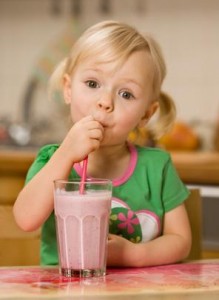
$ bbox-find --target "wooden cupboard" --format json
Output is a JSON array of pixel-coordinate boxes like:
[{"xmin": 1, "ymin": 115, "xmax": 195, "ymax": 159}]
[{"xmin": 0, "ymin": 149, "xmax": 40, "ymax": 266}]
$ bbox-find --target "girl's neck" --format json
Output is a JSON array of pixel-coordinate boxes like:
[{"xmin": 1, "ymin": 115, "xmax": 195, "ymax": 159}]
[
  {"xmin": 91, "ymin": 142, "xmax": 129, "ymax": 160},
  {"xmin": 86, "ymin": 142, "xmax": 131, "ymax": 179}
]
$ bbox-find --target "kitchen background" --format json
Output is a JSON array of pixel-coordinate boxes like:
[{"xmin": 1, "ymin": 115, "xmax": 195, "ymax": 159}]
[
  {"xmin": 0, "ymin": 0, "xmax": 219, "ymax": 265},
  {"xmin": 0, "ymin": 0, "xmax": 219, "ymax": 149}
]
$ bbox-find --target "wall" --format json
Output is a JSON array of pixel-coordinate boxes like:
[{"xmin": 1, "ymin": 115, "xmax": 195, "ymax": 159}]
[{"xmin": 0, "ymin": 0, "xmax": 219, "ymax": 146}]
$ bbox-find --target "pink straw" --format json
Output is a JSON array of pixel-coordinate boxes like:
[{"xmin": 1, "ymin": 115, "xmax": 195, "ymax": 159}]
[{"xmin": 79, "ymin": 156, "xmax": 88, "ymax": 194}]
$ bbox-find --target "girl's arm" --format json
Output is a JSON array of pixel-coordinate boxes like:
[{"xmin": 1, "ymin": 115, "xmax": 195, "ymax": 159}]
[
  {"xmin": 107, "ymin": 203, "xmax": 192, "ymax": 267},
  {"xmin": 13, "ymin": 116, "xmax": 103, "ymax": 232}
]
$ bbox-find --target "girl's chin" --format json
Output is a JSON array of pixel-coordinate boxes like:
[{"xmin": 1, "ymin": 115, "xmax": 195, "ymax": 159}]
[{"xmin": 100, "ymin": 139, "xmax": 128, "ymax": 148}]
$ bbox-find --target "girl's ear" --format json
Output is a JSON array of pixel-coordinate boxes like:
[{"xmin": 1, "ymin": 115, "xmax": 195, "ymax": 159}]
[
  {"xmin": 63, "ymin": 74, "xmax": 72, "ymax": 104},
  {"xmin": 138, "ymin": 102, "xmax": 159, "ymax": 128}
]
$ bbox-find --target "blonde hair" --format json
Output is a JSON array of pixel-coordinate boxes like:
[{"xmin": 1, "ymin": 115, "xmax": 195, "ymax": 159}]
[{"xmin": 49, "ymin": 20, "xmax": 176, "ymax": 139}]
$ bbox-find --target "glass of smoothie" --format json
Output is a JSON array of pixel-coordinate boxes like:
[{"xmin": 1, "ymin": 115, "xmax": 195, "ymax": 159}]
[{"xmin": 54, "ymin": 179, "xmax": 112, "ymax": 278}]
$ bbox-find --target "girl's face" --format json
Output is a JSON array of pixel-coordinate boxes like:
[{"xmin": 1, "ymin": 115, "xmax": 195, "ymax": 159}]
[{"xmin": 64, "ymin": 50, "xmax": 158, "ymax": 147}]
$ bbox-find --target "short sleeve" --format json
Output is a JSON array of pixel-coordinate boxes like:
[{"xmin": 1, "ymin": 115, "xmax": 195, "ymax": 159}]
[
  {"xmin": 25, "ymin": 144, "xmax": 59, "ymax": 184},
  {"xmin": 162, "ymin": 156, "xmax": 190, "ymax": 212}
]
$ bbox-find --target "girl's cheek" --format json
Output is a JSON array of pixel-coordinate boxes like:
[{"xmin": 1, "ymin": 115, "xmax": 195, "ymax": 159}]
[
  {"xmin": 71, "ymin": 103, "xmax": 89, "ymax": 121},
  {"xmin": 120, "ymin": 111, "xmax": 141, "ymax": 127}
]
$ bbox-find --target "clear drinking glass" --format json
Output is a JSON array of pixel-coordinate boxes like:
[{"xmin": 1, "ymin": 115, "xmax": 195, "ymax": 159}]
[{"xmin": 54, "ymin": 179, "xmax": 112, "ymax": 277}]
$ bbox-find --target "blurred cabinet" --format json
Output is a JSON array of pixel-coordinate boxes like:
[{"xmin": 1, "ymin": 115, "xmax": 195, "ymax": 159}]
[
  {"xmin": 170, "ymin": 151, "xmax": 219, "ymax": 185},
  {"xmin": 0, "ymin": 149, "xmax": 40, "ymax": 266}
]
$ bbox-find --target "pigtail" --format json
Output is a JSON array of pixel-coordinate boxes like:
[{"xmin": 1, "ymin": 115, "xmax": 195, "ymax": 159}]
[
  {"xmin": 47, "ymin": 57, "xmax": 68, "ymax": 101},
  {"xmin": 149, "ymin": 92, "xmax": 176, "ymax": 140}
]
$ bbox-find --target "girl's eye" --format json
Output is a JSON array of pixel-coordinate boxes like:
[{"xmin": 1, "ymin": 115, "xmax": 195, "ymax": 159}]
[
  {"xmin": 86, "ymin": 80, "xmax": 99, "ymax": 88},
  {"xmin": 119, "ymin": 90, "xmax": 134, "ymax": 100}
]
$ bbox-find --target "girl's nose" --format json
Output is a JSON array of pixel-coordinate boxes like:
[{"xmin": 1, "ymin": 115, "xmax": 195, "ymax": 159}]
[{"xmin": 97, "ymin": 94, "xmax": 114, "ymax": 112}]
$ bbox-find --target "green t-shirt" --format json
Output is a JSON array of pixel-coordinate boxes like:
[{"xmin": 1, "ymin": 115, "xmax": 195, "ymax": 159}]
[{"xmin": 26, "ymin": 143, "xmax": 189, "ymax": 265}]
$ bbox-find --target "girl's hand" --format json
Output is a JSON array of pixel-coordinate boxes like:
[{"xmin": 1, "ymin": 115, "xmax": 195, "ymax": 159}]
[
  {"xmin": 107, "ymin": 234, "xmax": 135, "ymax": 267},
  {"xmin": 60, "ymin": 115, "xmax": 104, "ymax": 162},
  {"xmin": 107, "ymin": 204, "xmax": 191, "ymax": 268}
]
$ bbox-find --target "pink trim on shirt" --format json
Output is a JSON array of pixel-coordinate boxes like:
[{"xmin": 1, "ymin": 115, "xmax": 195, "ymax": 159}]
[
  {"xmin": 113, "ymin": 143, "xmax": 137, "ymax": 186},
  {"xmin": 73, "ymin": 143, "xmax": 137, "ymax": 186}
]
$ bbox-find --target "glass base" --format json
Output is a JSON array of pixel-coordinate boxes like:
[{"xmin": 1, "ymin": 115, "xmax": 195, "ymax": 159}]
[{"xmin": 61, "ymin": 267, "xmax": 106, "ymax": 278}]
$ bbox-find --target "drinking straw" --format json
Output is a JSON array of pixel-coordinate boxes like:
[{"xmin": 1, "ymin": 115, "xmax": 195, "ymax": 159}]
[{"xmin": 79, "ymin": 156, "xmax": 88, "ymax": 194}]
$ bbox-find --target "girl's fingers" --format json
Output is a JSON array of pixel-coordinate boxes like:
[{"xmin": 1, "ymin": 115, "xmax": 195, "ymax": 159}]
[
  {"xmin": 82, "ymin": 115, "xmax": 104, "ymax": 133},
  {"xmin": 89, "ymin": 128, "xmax": 104, "ymax": 141},
  {"xmin": 88, "ymin": 121, "xmax": 104, "ymax": 132}
]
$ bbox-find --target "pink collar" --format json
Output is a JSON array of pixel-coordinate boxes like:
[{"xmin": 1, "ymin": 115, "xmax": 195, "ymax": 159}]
[{"xmin": 73, "ymin": 143, "xmax": 137, "ymax": 187}]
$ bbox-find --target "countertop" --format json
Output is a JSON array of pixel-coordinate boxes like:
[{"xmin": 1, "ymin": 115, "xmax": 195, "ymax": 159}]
[
  {"xmin": 0, "ymin": 260, "xmax": 219, "ymax": 299},
  {"xmin": 1, "ymin": 148, "xmax": 219, "ymax": 185}
]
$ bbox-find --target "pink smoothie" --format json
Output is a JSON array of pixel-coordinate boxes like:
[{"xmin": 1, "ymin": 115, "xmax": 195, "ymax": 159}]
[{"xmin": 54, "ymin": 190, "xmax": 112, "ymax": 274}]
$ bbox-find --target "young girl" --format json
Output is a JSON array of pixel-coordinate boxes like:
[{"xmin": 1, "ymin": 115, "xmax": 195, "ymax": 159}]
[{"xmin": 13, "ymin": 20, "xmax": 191, "ymax": 267}]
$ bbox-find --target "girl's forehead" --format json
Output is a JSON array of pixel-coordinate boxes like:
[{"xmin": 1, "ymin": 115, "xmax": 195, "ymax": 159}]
[
  {"xmin": 78, "ymin": 57, "xmax": 119, "ymax": 71},
  {"xmin": 76, "ymin": 49, "xmax": 153, "ymax": 73}
]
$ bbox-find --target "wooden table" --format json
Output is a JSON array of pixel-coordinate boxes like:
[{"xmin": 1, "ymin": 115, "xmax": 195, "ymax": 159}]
[{"xmin": 0, "ymin": 260, "xmax": 219, "ymax": 299}]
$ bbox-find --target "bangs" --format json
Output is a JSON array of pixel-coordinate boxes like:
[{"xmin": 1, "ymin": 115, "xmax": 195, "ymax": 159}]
[
  {"xmin": 64, "ymin": 21, "xmax": 165, "ymax": 99},
  {"xmin": 67, "ymin": 22, "xmax": 149, "ymax": 73}
]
